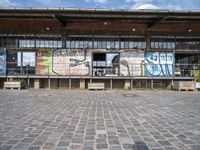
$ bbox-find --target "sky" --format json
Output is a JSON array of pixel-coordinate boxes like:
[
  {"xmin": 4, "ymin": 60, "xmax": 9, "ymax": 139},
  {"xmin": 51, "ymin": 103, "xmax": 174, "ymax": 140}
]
[{"xmin": 0, "ymin": 0, "xmax": 200, "ymax": 10}]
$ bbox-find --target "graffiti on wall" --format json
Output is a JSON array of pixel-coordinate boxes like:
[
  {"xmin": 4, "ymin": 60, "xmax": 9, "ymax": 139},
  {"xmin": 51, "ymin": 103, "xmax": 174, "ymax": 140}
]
[
  {"xmin": 119, "ymin": 50, "xmax": 144, "ymax": 76},
  {"xmin": 36, "ymin": 50, "xmax": 53, "ymax": 75},
  {"xmin": 36, "ymin": 49, "xmax": 174, "ymax": 77},
  {"xmin": 0, "ymin": 48, "xmax": 6, "ymax": 75},
  {"xmin": 145, "ymin": 52, "xmax": 174, "ymax": 77},
  {"xmin": 36, "ymin": 49, "xmax": 91, "ymax": 75},
  {"xmin": 52, "ymin": 49, "xmax": 90, "ymax": 75},
  {"xmin": 36, "ymin": 48, "xmax": 145, "ymax": 76}
]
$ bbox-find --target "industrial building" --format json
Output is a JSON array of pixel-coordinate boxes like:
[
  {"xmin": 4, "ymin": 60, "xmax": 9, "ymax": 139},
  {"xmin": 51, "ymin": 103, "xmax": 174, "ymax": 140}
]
[{"xmin": 0, "ymin": 8, "xmax": 200, "ymax": 90}]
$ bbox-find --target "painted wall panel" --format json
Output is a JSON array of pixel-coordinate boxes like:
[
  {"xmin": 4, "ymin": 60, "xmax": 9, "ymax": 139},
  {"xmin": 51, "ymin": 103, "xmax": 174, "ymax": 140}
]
[
  {"xmin": 120, "ymin": 50, "xmax": 144, "ymax": 76},
  {"xmin": 145, "ymin": 52, "xmax": 174, "ymax": 77},
  {"xmin": 36, "ymin": 49, "xmax": 176, "ymax": 77},
  {"xmin": 36, "ymin": 49, "xmax": 91, "ymax": 76},
  {"xmin": 36, "ymin": 50, "xmax": 53, "ymax": 75},
  {"xmin": 52, "ymin": 49, "xmax": 91, "ymax": 75},
  {"xmin": 0, "ymin": 48, "xmax": 6, "ymax": 75}
]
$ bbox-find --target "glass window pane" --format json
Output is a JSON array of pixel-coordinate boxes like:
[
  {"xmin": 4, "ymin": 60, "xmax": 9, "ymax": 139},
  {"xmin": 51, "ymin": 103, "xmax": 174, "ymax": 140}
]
[
  {"xmin": 23, "ymin": 52, "xmax": 35, "ymax": 67},
  {"xmin": 17, "ymin": 52, "xmax": 21, "ymax": 67}
]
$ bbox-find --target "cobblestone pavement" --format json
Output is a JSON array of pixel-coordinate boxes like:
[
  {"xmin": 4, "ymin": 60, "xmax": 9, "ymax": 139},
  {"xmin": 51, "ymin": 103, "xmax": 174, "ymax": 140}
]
[{"xmin": 0, "ymin": 90, "xmax": 200, "ymax": 150}]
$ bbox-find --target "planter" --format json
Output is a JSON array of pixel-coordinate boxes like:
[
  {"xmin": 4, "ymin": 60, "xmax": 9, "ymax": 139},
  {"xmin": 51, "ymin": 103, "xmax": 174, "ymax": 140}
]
[{"xmin": 4, "ymin": 81, "xmax": 21, "ymax": 90}]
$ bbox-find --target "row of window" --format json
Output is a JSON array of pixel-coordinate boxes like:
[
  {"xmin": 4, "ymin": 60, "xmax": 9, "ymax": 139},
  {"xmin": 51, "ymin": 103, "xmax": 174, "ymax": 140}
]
[
  {"xmin": 0, "ymin": 36, "xmax": 200, "ymax": 50},
  {"xmin": 19, "ymin": 40, "xmax": 62, "ymax": 48},
  {"xmin": 151, "ymin": 37, "xmax": 200, "ymax": 50},
  {"xmin": 66, "ymin": 40, "xmax": 146, "ymax": 49}
]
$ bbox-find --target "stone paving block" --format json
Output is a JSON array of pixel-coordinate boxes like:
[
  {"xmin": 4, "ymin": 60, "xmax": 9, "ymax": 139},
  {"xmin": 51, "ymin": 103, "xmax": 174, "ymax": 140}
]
[
  {"xmin": 12, "ymin": 143, "xmax": 29, "ymax": 149},
  {"xmin": 42, "ymin": 143, "xmax": 55, "ymax": 149},
  {"xmin": 5, "ymin": 139, "xmax": 20, "ymax": 145},
  {"xmin": 0, "ymin": 145, "xmax": 13, "ymax": 150},
  {"xmin": 158, "ymin": 140, "xmax": 172, "ymax": 146},
  {"xmin": 72, "ymin": 138, "xmax": 83, "ymax": 144},
  {"xmin": 110, "ymin": 145, "xmax": 122, "ymax": 150},
  {"xmin": 27, "ymin": 146, "xmax": 41, "ymax": 150},
  {"xmin": 57, "ymin": 141, "xmax": 70, "ymax": 146},
  {"xmin": 70, "ymin": 144, "xmax": 82, "ymax": 149},
  {"xmin": 54, "ymin": 147, "xmax": 68, "ymax": 150},
  {"xmin": 96, "ymin": 143, "xmax": 108, "ymax": 149},
  {"xmin": 20, "ymin": 137, "xmax": 35, "ymax": 143},
  {"xmin": 123, "ymin": 143, "xmax": 136, "ymax": 149},
  {"xmin": 189, "ymin": 145, "xmax": 200, "ymax": 150}
]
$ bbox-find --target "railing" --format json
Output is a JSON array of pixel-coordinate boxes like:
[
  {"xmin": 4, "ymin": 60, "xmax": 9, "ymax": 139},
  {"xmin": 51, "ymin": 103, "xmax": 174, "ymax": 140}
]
[{"xmin": 0, "ymin": 62, "xmax": 199, "ymax": 78}]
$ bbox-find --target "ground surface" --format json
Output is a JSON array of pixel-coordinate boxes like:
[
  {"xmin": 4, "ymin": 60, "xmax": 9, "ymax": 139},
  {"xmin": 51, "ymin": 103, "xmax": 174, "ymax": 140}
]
[{"xmin": 0, "ymin": 90, "xmax": 200, "ymax": 150}]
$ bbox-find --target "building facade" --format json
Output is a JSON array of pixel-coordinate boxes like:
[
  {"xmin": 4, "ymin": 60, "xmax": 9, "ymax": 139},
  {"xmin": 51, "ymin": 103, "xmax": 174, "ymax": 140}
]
[{"xmin": 0, "ymin": 8, "xmax": 200, "ymax": 89}]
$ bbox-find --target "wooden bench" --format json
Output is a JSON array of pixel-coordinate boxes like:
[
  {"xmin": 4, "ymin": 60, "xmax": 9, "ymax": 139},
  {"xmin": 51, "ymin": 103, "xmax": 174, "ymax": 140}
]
[
  {"xmin": 4, "ymin": 82, "xmax": 21, "ymax": 90},
  {"xmin": 88, "ymin": 83, "xmax": 105, "ymax": 90}
]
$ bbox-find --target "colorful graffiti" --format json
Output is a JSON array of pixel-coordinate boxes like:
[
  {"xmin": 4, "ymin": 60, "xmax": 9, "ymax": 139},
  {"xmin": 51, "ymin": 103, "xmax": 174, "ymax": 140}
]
[
  {"xmin": 36, "ymin": 49, "xmax": 174, "ymax": 77},
  {"xmin": 0, "ymin": 48, "xmax": 6, "ymax": 75},
  {"xmin": 52, "ymin": 49, "xmax": 90, "ymax": 75},
  {"xmin": 145, "ymin": 52, "xmax": 174, "ymax": 77},
  {"xmin": 36, "ymin": 50, "xmax": 53, "ymax": 75},
  {"xmin": 119, "ymin": 50, "xmax": 144, "ymax": 76},
  {"xmin": 36, "ymin": 49, "xmax": 91, "ymax": 76}
]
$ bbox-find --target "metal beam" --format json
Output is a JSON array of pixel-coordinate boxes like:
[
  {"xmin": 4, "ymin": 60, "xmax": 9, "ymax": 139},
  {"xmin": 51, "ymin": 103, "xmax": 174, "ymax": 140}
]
[
  {"xmin": 52, "ymin": 14, "xmax": 65, "ymax": 27},
  {"xmin": 148, "ymin": 16, "xmax": 167, "ymax": 28}
]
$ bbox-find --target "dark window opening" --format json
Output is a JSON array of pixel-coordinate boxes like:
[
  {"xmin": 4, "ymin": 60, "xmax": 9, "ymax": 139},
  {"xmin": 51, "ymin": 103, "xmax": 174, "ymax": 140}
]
[
  {"xmin": 175, "ymin": 54, "xmax": 200, "ymax": 77},
  {"xmin": 92, "ymin": 52, "xmax": 120, "ymax": 76}
]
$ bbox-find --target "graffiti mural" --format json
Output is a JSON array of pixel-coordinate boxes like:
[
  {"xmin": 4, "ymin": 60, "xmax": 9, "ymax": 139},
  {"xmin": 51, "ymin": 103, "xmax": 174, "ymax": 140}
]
[
  {"xmin": 52, "ymin": 49, "xmax": 90, "ymax": 75},
  {"xmin": 36, "ymin": 49, "xmax": 91, "ymax": 76},
  {"xmin": 36, "ymin": 49, "xmax": 175, "ymax": 77},
  {"xmin": 0, "ymin": 48, "xmax": 6, "ymax": 75},
  {"xmin": 119, "ymin": 50, "xmax": 144, "ymax": 76},
  {"xmin": 145, "ymin": 52, "xmax": 174, "ymax": 77},
  {"xmin": 36, "ymin": 49, "xmax": 53, "ymax": 75}
]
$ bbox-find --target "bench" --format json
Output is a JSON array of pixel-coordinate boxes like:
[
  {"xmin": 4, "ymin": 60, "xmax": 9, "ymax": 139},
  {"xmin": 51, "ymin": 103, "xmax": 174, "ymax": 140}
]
[
  {"xmin": 4, "ymin": 82, "xmax": 21, "ymax": 90},
  {"xmin": 88, "ymin": 83, "xmax": 105, "ymax": 90}
]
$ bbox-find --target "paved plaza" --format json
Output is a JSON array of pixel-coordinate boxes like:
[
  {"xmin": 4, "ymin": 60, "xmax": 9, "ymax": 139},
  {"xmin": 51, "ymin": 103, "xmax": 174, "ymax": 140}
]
[{"xmin": 0, "ymin": 90, "xmax": 200, "ymax": 150}]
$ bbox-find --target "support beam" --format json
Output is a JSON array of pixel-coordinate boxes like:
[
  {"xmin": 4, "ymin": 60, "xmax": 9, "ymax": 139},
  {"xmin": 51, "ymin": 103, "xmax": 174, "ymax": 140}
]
[
  {"xmin": 147, "ymin": 16, "xmax": 167, "ymax": 28},
  {"xmin": 69, "ymin": 78, "xmax": 71, "ymax": 90},
  {"xmin": 171, "ymin": 79, "xmax": 174, "ymax": 90},
  {"xmin": 52, "ymin": 14, "xmax": 65, "ymax": 27},
  {"xmin": 48, "ymin": 78, "xmax": 51, "ymax": 89},
  {"xmin": 151, "ymin": 79, "xmax": 154, "ymax": 90},
  {"xmin": 124, "ymin": 80, "xmax": 131, "ymax": 90},
  {"xmin": 110, "ymin": 79, "xmax": 113, "ymax": 90},
  {"xmin": 27, "ymin": 77, "xmax": 30, "ymax": 88},
  {"xmin": 146, "ymin": 31, "xmax": 151, "ymax": 50},
  {"xmin": 131, "ymin": 79, "xmax": 133, "ymax": 90},
  {"xmin": 80, "ymin": 79, "xmax": 85, "ymax": 89},
  {"xmin": 34, "ymin": 79, "xmax": 40, "ymax": 89}
]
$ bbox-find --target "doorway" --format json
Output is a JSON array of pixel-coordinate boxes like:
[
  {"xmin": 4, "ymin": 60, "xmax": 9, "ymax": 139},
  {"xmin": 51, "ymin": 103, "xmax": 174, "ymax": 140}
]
[{"xmin": 92, "ymin": 52, "xmax": 120, "ymax": 76}]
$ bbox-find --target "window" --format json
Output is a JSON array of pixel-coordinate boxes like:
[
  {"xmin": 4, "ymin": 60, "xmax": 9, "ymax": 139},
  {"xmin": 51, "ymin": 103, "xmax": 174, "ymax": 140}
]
[
  {"xmin": 17, "ymin": 52, "xmax": 35, "ymax": 67},
  {"xmin": 151, "ymin": 36, "xmax": 175, "ymax": 50}
]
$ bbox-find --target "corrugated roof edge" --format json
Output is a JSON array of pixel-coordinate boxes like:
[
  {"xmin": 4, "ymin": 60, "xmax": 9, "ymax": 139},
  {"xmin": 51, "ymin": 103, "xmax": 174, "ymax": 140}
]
[{"xmin": 0, "ymin": 7, "xmax": 199, "ymax": 13}]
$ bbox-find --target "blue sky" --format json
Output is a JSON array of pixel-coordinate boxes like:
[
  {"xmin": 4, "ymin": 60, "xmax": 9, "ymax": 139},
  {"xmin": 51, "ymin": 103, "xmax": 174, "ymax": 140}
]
[{"xmin": 0, "ymin": 0, "xmax": 200, "ymax": 10}]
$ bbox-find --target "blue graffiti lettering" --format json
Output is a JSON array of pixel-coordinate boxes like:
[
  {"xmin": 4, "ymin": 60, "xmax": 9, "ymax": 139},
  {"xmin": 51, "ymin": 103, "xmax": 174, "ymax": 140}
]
[{"xmin": 145, "ymin": 52, "xmax": 174, "ymax": 77}]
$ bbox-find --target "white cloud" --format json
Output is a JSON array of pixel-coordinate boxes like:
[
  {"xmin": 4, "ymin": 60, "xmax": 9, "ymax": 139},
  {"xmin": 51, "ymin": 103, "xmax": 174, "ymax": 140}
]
[
  {"xmin": 128, "ymin": 0, "xmax": 159, "ymax": 9},
  {"xmin": 129, "ymin": 0, "xmax": 184, "ymax": 10},
  {"xmin": 136, "ymin": 3, "xmax": 158, "ymax": 9}
]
